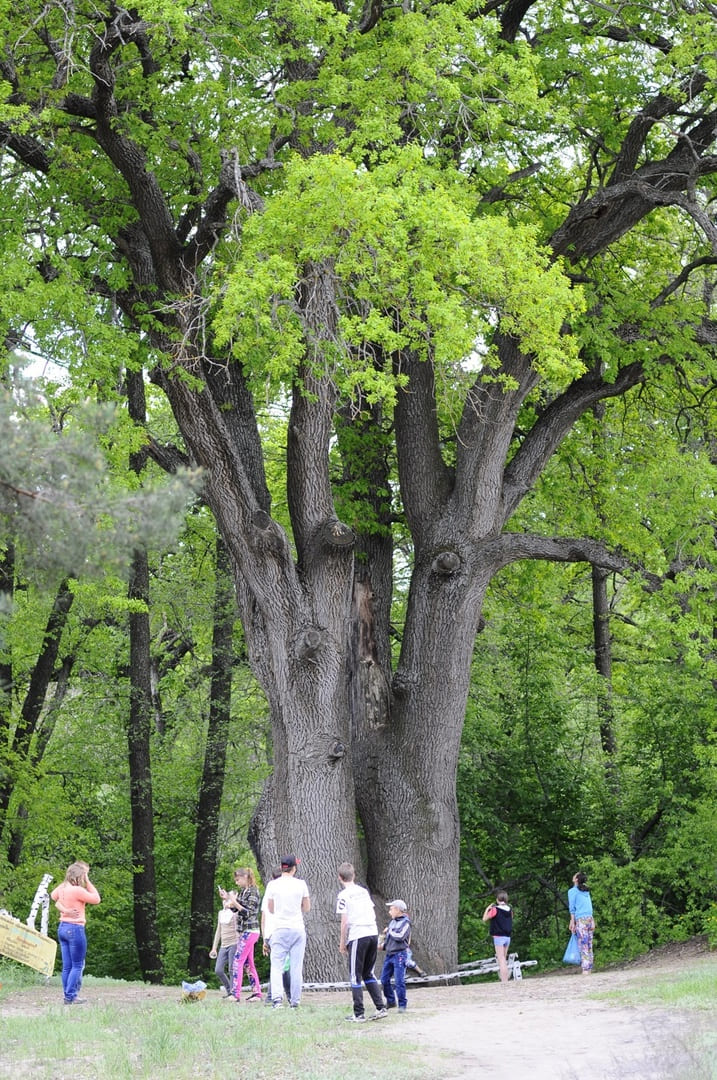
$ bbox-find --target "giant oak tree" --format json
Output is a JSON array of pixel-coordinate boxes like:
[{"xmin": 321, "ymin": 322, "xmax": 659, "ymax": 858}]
[{"xmin": 2, "ymin": 0, "xmax": 717, "ymax": 975}]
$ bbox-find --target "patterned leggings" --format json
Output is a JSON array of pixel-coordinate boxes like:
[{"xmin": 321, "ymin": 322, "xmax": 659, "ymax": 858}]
[
  {"xmin": 574, "ymin": 916, "xmax": 594, "ymax": 972},
  {"xmin": 231, "ymin": 931, "xmax": 261, "ymax": 999}
]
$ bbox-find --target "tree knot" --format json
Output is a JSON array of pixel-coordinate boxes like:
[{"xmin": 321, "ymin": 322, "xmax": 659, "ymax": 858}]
[{"xmin": 431, "ymin": 550, "xmax": 461, "ymax": 575}]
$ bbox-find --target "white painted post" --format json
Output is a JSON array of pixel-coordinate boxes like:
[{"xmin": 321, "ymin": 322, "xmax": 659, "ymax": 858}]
[{"xmin": 26, "ymin": 874, "xmax": 53, "ymax": 933}]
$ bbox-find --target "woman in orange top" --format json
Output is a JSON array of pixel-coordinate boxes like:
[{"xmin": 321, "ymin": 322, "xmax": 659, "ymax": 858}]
[{"xmin": 51, "ymin": 861, "xmax": 101, "ymax": 1005}]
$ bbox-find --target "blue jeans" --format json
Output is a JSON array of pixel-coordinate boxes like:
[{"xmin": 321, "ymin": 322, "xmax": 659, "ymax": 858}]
[
  {"xmin": 57, "ymin": 922, "xmax": 87, "ymax": 1003},
  {"xmin": 381, "ymin": 949, "xmax": 407, "ymax": 1008}
]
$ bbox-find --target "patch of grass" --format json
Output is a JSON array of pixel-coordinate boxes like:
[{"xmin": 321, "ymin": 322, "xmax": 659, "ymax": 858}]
[
  {"xmin": 0, "ymin": 969, "xmax": 442, "ymax": 1080},
  {"xmin": 590, "ymin": 959, "xmax": 717, "ymax": 1012},
  {"xmin": 590, "ymin": 958, "xmax": 717, "ymax": 1080}
]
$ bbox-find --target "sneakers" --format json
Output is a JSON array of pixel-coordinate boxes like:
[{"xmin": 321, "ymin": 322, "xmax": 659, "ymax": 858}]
[
  {"xmin": 398, "ymin": 1005, "xmax": 407, "ymax": 1012},
  {"xmin": 370, "ymin": 1008, "xmax": 388, "ymax": 1020},
  {"xmin": 247, "ymin": 992, "xmax": 262, "ymax": 1002},
  {"xmin": 64, "ymin": 998, "xmax": 87, "ymax": 1005},
  {"xmin": 345, "ymin": 1014, "xmax": 366, "ymax": 1023}
]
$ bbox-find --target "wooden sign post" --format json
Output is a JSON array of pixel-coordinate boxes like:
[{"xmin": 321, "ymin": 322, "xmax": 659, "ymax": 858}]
[
  {"xmin": 0, "ymin": 874, "xmax": 57, "ymax": 976},
  {"xmin": 0, "ymin": 912, "xmax": 57, "ymax": 976}
]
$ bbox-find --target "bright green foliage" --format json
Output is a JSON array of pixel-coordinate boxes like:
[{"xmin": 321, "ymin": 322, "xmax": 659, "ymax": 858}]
[{"xmin": 216, "ymin": 149, "xmax": 584, "ymax": 412}]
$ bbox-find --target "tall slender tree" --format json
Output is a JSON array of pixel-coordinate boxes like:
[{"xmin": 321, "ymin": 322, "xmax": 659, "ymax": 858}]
[
  {"xmin": 187, "ymin": 535, "xmax": 237, "ymax": 976},
  {"xmin": 126, "ymin": 368, "xmax": 163, "ymax": 982}
]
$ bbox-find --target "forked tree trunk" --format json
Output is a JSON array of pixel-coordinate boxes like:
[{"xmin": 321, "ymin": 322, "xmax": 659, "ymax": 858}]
[{"xmin": 353, "ymin": 544, "xmax": 495, "ymax": 972}]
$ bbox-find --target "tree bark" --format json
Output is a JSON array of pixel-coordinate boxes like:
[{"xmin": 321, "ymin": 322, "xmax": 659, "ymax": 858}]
[
  {"xmin": 126, "ymin": 368, "xmax": 163, "ymax": 983},
  {"xmin": 0, "ymin": 576, "xmax": 74, "ymax": 846},
  {"xmin": 592, "ymin": 566, "xmax": 618, "ymax": 759},
  {"xmin": 187, "ymin": 534, "xmax": 235, "ymax": 976}
]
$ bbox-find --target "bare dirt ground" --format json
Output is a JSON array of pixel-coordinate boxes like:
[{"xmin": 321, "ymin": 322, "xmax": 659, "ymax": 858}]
[
  {"xmin": 390, "ymin": 937, "xmax": 716, "ymax": 1080},
  {"xmin": 2, "ymin": 937, "xmax": 714, "ymax": 1079}
]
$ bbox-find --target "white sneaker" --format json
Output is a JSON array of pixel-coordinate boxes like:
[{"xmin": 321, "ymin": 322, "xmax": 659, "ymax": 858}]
[
  {"xmin": 370, "ymin": 1008, "xmax": 388, "ymax": 1020},
  {"xmin": 345, "ymin": 1014, "xmax": 366, "ymax": 1023}
]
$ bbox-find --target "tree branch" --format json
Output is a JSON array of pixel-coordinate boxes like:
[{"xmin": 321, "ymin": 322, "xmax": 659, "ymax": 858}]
[
  {"xmin": 493, "ymin": 532, "xmax": 630, "ymax": 573},
  {"xmin": 502, "ymin": 361, "xmax": 645, "ymax": 519},
  {"xmin": 185, "ymin": 148, "xmax": 282, "ymax": 267},
  {"xmin": 480, "ymin": 161, "xmax": 543, "ymax": 204},
  {"xmin": 609, "ymin": 78, "xmax": 708, "ymax": 185},
  {"xmin": 651, "ymin": 256, "xmax": 717, "ymax": 308},
  {"xmin": 89, "ymin": 10, "xmax": 182, "ymax": 286},
  {"xmin": 394, "ymin": 352, "xmax": 454, "ymax": 544},
  {"xmin": 357, "ymin": 0, "xmax": 385, "ymax": 34},
  {"xmin": 287, "ymin": 262, "xmax": 342, "ymax": 564}
]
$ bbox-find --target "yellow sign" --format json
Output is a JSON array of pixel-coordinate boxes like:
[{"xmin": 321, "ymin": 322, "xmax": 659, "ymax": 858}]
[{"xmin": 0, "ymin": 912, "xmax": 57, "ymax": 976}]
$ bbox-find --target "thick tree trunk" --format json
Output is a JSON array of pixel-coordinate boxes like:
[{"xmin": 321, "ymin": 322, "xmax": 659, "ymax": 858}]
[
  {"xmin": 248, "ymin": 672, "xmax": 361, "ymax": 983},
  {"xmin": 187, "ymin": 535, "xmax": 235, "ymax": 976},
  {"xmin": 355, "ymin": 541, "xmax": 494, "ymax": 973}
]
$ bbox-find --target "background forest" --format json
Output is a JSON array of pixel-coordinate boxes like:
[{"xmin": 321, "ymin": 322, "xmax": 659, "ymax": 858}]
[
  {"xmin": 1, "ymin": 0, "xmax": 717, "ymax": 985},
  {"xmin": 2, "ymin": 383, "xmax": 715, "ymax": 981}
]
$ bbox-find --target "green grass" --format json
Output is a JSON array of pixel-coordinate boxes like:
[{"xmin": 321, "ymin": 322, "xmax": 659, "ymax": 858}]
[
  {"xmin": 3, "ymin": 956, "xmax": 716, "ymax": 1079},
  {"xmin": 0, "ymin": 968, "xmax": 438, "ymax": 1080},
  {"xmin": 590, "ymin": 959, "xmax": 717, "ymax": 1080},
  {"xmin": 590, "ymin": 960, "xmax": 717, "ymax": 1011}
]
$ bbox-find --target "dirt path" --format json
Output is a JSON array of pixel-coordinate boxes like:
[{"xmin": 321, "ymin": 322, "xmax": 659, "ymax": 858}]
[{"xmin": 393, "ymin": 942, "xmax": 714, "ymax": 1080}]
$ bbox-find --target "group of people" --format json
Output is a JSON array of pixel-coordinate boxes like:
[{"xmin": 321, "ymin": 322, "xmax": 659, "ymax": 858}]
[
  {"xmin": 337, "ymin": 861, "xmax": 414, "ymax": 1021},
  {"xmin": 480, "ymin": 871, "xmax": 595, "ymax": 981},
  {"xmin": 211, "ymin": 855, "xmax": 414, "ymax": 1018},
  {"xmin": 211, "ymin": 854, "xmax": 309, "ymax": 1008},
  {"xmin": 210, "ymin": 866, "xmax": 263, "ymax": 1001},
  {"xmin": 50, "ymin": 855, "xmax": 594, "ymax": 1010}
]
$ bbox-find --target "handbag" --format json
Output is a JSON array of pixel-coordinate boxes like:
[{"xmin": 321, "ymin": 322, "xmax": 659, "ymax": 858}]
[{"xmin": 562, "ymin": 932, "xmax": 581, "ymax": 965}]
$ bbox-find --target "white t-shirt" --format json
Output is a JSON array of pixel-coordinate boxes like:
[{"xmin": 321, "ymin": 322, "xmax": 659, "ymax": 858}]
[
  {"xmin": 261, "ymin": 881, "xmax": 276, "ymax": 940},
  {"xmin": 336, "ymin": 881, "xmax": 378, "ymax": 942},
  {"xmin": 269, "ymin": 874, "xmax": 310, "ymax": 931}
]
